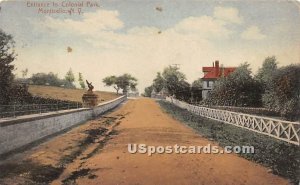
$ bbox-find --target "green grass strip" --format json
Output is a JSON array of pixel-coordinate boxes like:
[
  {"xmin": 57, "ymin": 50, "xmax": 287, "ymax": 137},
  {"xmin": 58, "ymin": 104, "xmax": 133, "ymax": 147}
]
[{"xmin": 158, "ymin": 100, "xmax": 300, "ymax": 184}]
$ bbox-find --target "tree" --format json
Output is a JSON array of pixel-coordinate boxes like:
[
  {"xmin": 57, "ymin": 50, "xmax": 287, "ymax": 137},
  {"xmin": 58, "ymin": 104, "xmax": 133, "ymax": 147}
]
[
  {"xmin": 0, "ymin": 30, "xmax": 16, "ymax": 104},
  {"xmin": 162, "ymin": 65, "xmax": 186, "ymax": 96},
  {"xmin": 262, "ymin": 64, "xmax": 300, "ymax": 120},
  {"xmin": 78, "ymin": 72, "xmax": 85, "ymax": 89},
  {"xmin": 143, "ymin": 85, "xmax": 153, "ymax": 97},
  {"xmin": 103, "ymin": 76, "xmax": 119, "ymax": 94},
  {"xmin": 192, "ymin": 78, "xmax": 202, "ymax": 88},
  {"xmin": 30, "ymin": 72, "xmax": 75, "ymax": 88},
  {"xmin": 65, "ymin": 68, "xmax": 75, "ymax": 84},
  {"xmin": 191, "ymin": 78, "xmax": 203, "ymax": 103},
  {"xmin": 255, "ymin": 56, "xmax": 279, "ymax": 112},
  {"xmin": 204, "ymin": 63, "xmax": 262, "ymax": 107},
  {"xmin": 31, "ymin": 72, "xmax": 60, "ymax": 86},
  {"xmin": 21, "ymin": 68, "xmax": 28, "ymax": 78},
  {"xmin": 255, "ymin": 56, "xmax": 278, "ymax": 87},
  {"xmin": 64, "ymin": 68, "xmax": 75, "ymax": 88},
  {"xmin": 0, "ymin": 30, "xmax": 32, "ymax": 105},
  {"xmin": 174, "ymin": 80, "xmax": 191, "ymax": 102},
  {"xmin": 145, "ymin": 65, "xmax": 190, "ymax": 100},
  {"xmin": 152, "ymin": 72, "xmax": 164, "ymax": 93},
  {"xmin": 103, "ymin": 74, "xmax": 138, "ymax": 94}
]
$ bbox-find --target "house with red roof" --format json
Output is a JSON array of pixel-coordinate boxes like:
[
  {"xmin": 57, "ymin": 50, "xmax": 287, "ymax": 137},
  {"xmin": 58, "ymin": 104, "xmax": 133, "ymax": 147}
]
[{"xmin": 202, "ymin": 60, "xmax": 236, "ymax": 99}]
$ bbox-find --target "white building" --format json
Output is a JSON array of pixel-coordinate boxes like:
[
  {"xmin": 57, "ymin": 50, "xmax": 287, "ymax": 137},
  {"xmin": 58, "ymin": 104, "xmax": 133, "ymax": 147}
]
[{"xmin": 202, "ymin": 60, "xmax": 236, "ymax": 99}]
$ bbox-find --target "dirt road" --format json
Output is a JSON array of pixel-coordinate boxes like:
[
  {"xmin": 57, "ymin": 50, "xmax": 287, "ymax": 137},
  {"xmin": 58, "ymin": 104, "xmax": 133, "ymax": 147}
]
[
  {"xmin": 70, "ymin": 98, "xmax": 288, "ymax": 185},
  {"xmin": 0, "ymin": 98, "xmax": 288, "ymax": 185}
]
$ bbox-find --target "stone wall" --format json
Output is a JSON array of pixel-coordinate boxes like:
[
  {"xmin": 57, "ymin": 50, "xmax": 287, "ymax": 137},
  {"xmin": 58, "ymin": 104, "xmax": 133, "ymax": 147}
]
[{"xmin": 0, "ymin": 96, "xmax": 126, "ymax": 156}]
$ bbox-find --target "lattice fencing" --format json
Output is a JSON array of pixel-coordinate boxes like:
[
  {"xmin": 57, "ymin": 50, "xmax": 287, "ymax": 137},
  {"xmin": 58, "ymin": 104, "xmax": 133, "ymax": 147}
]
[
  {"xmin": 166, "ymin": 97, "xmax": 300, "ymax": 145},
  {"xmin": 0, "ymin": 102, "xmax": 82, "ymax": 118}
]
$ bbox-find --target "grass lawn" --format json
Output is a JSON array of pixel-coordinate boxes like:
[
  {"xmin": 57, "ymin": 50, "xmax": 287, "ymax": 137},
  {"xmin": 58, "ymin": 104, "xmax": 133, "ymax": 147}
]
[{"xmin": 28, "ymin": 85, "xmax": 120, "ymax": 103}]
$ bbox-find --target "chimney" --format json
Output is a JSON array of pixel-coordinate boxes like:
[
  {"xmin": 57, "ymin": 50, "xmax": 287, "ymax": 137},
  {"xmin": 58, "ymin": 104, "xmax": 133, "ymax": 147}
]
[
  {"xmin": 215, "ymin": 60, "xmax": 219, "ymax": 68},
  {"xmin": 215, "ymin": 60, "xmax": 220, "ymax": 76}
]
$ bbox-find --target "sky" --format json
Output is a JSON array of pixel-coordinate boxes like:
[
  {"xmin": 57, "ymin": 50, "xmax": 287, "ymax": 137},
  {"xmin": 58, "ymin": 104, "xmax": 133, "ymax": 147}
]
[{"xmin": 0, "ymin": 0, "xmax": 300, "ymax": 93}]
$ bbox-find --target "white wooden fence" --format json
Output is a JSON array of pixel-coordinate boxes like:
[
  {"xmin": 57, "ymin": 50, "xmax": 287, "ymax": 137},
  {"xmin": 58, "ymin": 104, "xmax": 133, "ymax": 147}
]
[{"xmin": 166, "ymin": 97, "xmax": 300, "ymax": 145}]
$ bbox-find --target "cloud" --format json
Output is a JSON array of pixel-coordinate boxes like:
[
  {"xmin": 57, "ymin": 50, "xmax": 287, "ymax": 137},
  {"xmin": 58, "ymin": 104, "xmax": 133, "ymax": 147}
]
[
  {"xmin": 241, "ymin": 26, "xmax": 266, "ymax": 40},
  {"xmin": 173, "ymin": 16, "xmax": 233, "ymax": 39},
  {"xmin": 21, "ymin": 6, "xmax": 296, "ymax": 93},
  {"xmin": 127, "ymin": 26, "xmax": 161, "ymax": 35},
  {"xmin": 213, "ymin": 6, "xmax": 243, "ymax": 24},
  {"xmin": 35, "ymin": 9, "xmax": 234, "ymax": 51},
  {"xmin": 28, "ymin": 10, "xmax": 235, "ymax": 91}
]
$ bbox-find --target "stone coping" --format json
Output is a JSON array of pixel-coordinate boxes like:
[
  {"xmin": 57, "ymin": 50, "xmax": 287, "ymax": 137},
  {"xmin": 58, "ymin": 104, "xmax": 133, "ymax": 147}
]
[{"xmin": 0, "ymin": 108, "xmax": 90, "ymax": 127}]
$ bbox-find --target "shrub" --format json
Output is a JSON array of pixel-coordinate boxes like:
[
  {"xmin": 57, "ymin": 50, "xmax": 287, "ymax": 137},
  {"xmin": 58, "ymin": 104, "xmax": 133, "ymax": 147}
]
[
  {"xmin": 262, "ymin": 64, "xmax": 300, "ymax": 121},
  {"xmin": 30, "ymin": 72, "xmax": 75, "ymax": 89},
  {"xmin": 0, "ymin": 30, "xmax": 16, "ymax": 105},
  {"xmin": 204, "ymin": 63, "xmax": 262, "ymax": 107}
]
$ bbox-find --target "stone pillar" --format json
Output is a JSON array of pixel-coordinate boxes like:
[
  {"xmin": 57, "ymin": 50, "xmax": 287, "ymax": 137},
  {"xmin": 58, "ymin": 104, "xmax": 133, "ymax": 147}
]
[{"xmin": 82, "ymin": 91, "xmax": 98, "ymax": 108}]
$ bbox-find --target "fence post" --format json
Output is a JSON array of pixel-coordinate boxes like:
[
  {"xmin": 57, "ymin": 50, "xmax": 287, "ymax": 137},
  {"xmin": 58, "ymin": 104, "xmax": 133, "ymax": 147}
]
[
  {"xmin": 56, "ymin": 100, "xmax": 59, "ymax": 112},
  {"xmin": 39, "ymin": 104, "xmax": 42, "ymax": 114}
]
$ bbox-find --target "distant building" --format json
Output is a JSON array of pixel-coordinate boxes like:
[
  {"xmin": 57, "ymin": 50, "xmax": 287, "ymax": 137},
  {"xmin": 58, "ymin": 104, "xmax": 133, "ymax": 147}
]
[
  {"xmin": 151, "ymin": 87, "xmax": 169, "ymax": 99},
  {"xmin": 127, "ymin": 90, "xmax": 139, "ymax": 97},
  {"xmin": 202, "ymin": 60, "xmax": 236, "ymax": 99}
]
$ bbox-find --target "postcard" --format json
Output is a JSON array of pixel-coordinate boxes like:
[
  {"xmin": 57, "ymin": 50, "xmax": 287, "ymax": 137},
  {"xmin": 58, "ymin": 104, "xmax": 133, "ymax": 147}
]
[{"xmin": 0, "ymin": 0, "xmax": 299, "ymax": 184}]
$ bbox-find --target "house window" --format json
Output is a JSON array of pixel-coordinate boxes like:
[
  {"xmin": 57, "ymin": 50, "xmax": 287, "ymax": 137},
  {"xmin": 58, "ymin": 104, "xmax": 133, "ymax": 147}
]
[
  {"xmin": 207, "ymin": 81, "xmax": 210, "ymax": 87},
  {"xmin": 210, "ymin": 81, "xmax": 214, "ymax": 88}
]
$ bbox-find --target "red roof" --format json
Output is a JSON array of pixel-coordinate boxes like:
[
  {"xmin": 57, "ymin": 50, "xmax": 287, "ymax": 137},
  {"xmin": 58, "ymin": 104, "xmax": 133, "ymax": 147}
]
[
  {"xmin": 202, "ymin": 61, "xmax": 236, "ymax": 80},
  {"xmin": 203, "ymin": 67, "xmax": 214, "ymax": 72}
]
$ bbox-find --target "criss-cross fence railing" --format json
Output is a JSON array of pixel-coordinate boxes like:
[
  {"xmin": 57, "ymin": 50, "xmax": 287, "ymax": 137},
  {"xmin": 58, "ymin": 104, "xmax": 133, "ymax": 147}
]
[{"xmin": 166, "ymin": 97, "xmax": 300, "ymax": 145}]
